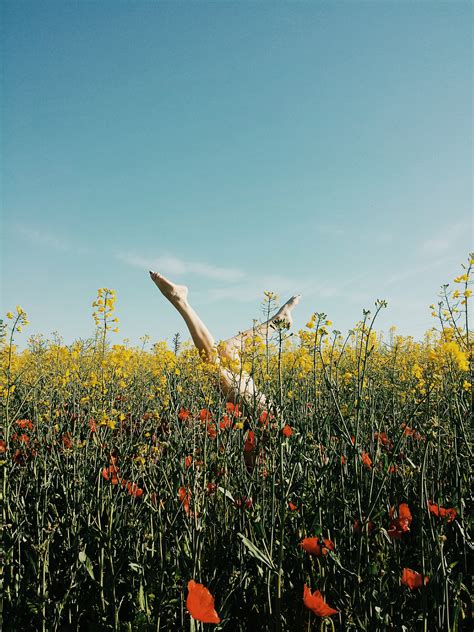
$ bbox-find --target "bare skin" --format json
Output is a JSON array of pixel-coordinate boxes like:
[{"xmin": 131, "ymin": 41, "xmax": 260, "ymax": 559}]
[{"xmin": 149, "ymin": 271, "xmax": 300, "ymax": 411}]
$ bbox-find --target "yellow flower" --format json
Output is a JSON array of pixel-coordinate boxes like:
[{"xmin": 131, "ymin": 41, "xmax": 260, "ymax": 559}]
[
  {"xmin": 325, "ymin": 320, "xmax": 333, "ymax": 326},
  {"xmin": 462, "ymin": 380, "xmax": 471, "ymax": 392},
  {"xmin": 6, "ymin": 312, "xmax": 13, "ymax": 319},
  {"xmin": 464, "ymin": 289, "xmax": 472, "ymax": 298},
  {"xmin": 452, "ymin": 290, "xmax": 460, "ymax": 298},
  {"xmin": 306, "ymin": 321, "xmax": 314, "ymax": 329}
]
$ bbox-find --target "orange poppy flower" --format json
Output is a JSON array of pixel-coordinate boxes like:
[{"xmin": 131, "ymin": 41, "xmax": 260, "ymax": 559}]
[
  {"xmin": 62, "ymin": 433, "xmax": 73, "ymax": 449},
  {"xmin": 259, "ymin": 410, "xmax": 270, "ymax": 427},
  {"xmin": 207, "ymin": 423, "xmax": 217, "ymax": 439},
  {"xmin": 388, "ymin": 503, "xmax": 412, "ymax": 538},
  {"xmin": 200, "ymin": 409, "xmax": 212, "ymax": 422},
  {"xmin": 185, "ymin": 455, "xmax": 193, "ymax": 468},
  {"xmin": 428, "ymin": 501, "xmax": 457, "ymax": 522},
  {"xmin": 288, "ymin": 501, "xmax": 298, "ymax": 511},
  {"xmin": 127, "ymin": 482, "xmax": 143, "ymax": 498},
  {"xmin": 300, "ymin": 537, "xmax": 335, "ymax": 557},
  {"xmin": 282, "ymin": 424, "xmax": 293, "ymax": 437},
  {"xmin": 219, "ymin": 414, "xmax": 232, "ymax": 430},
  {"xmin": 102, "ymin": 465, "xmax": 119, "ymax": 485},
  {"xmin": 374, "ymin": 431, "xmax": 393, "ymax": 449},
  {"xmin": 244, "ymin": 430, "xmax": 256, "ymax": 453},
  {"xmin": 340, "ymin": 455, "xmax": 347, "ymax": 465},
  {"xmin": 178, "ymin": 407, "xmax": 190, "ymax": 421},
  {"xmin": 226, "ymin": 402, "xmax": 241, "ymax": 417},
  {"xmin": 303, "ymin": 585, "xmax": 338, "ymax": 617},
  {"xmin": 179, "ymin": 486, "xmax": 191, "ymax": 515},
  {"xmin": 16, "ymin": 419, "xmax": 33, "ymax": 431},
  {"xmin": 88, "ymin": 418, "xmax": 97, "ymax": 433},
  {"xmin": 0, "ymin": 440, "xmax": 5, "ymax": 453},
  {"xmin": 401, "ymin": 568, "xmax": 429, "ymax": 589},
  {"xmin": 361, "ymin": 452, "xmax": 372, "ymax": 469},
  {"xmin": 186, "ymin": 580, "xmax": 221, "ymax": 624}
]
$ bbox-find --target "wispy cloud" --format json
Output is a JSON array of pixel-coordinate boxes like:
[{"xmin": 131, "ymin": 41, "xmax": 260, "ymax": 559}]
[
  {"xmin": 14, "ymin": 224, "xmax": 70, "ymax": 252},
  {"xmin": 118, "ymin": 252, "xmax": 245, "ymax": 282},
  {"xmin": 206, "ymin": 273, "xmax": 338, "ymax": 305},
  {"xmin": 419, "ymin": 222, "xmax": 468, "ymax": 257},
  {"xmin": 12, "ymin": 223, "xmax": 89, "ymax": 255}
]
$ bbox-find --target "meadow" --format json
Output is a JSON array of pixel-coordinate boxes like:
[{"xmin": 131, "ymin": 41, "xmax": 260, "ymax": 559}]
[{"xmin": 2, "ymin": 256, "xmax": 472, "ymax": 631}]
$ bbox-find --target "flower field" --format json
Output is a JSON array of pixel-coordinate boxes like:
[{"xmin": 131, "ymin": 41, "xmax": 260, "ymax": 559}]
[{"xmin": 2, "ymin": 257, "xmax": 472, "ymax": 631}]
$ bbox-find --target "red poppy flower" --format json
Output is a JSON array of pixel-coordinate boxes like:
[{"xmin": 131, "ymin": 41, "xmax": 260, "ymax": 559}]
[
  {"xmin": 300, "ymin": 537, "xmax": 335, "ymax": 557},
  {"xmin": 0, "ymin": 440, "xmax": 5, "ymax": 453},
  {"xmin": 402, "ymin": 424, "xmax": 423, "ymax": 440},
  {"xmin": 16, "ymin": 419, "xmax": 33, "ymax": 431},
  {"xmin": 207, "ymin": 423, "xmax": 217, "ymax": 439},
  {"xmin": 303, "ymin": 585, "xmax": 338, "ymax": 617},
  {"xmin": 388, "ymin": 503, "xmax": 412, "ymax": 538},
  {"xmin": 62, "ymin": 434, "xmax": 73, "ymax": 449},
  {"xmin": 282, "ymin": 424, "xmax": 293, "ymax": 437},
  {"xmin": 288, "ymin": 501, "xmax": 298, "ymax": 511},
  {"xmin": 185, "ymin": 455, "xmax": 193, "ymax": 468},
  {"xmin": 88, "ymin": 418, "xmax": 97, "ymax": 433},
  {"xmin": 428, "ymin": 501, "xmax": 457, "ymax": 522},
  {"xmin": 219, "ymin": 415, "xmax": 232, "ymax": 430},
  {"xmin": 401, "ymin": 568, "xmax": 429, "ymax": 589},
  {"xmin": 374, "ymin": 432, "xmax": 393, "ymax": 450},
  {"xmin": 226, "ymin": 402, "xmax": 241, "ymax": 417},
  {"xmin": 102, "ymin": 465, "xmax": 119, "ymax": 484},
  {"xmin": 179, "ymin": 486, "xmax": 191, "ymax": 515},
  {"xmin": 13, "ymin": 449, "xmax": 24, "ymax": 464},
  {"xmin": 361, "ymin": 452, "xmax": 372, "ymax": 469},
  {"xmin": 244, "ymin": 430, "xmax": 256, "ymax": 453},
  {"xmin": 206, "ymin": 482, "xmax": 217, "ymax": 495},
  {"xmin": 178, "ymin": 407, "xmax": 190, "ymax": 421},
  {"xmin": 259, "ymin": 410, "xmax": 270, "ymax": 427},
  {"xmin": 340, "ymin": 455, "xmax": 347, "ymax": 465},
  {"xmin": 186, "ymin": 580, "xmax": 221, "ymax": 624},
  {"xmin": 200, "ymin": 409, "xmax": 212, "ymax": 422},
  {"xmin": 127, "ymin": 482, "xmax": 143, "ymax": 497}
]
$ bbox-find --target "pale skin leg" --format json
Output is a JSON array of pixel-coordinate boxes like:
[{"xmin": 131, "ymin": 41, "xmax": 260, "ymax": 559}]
[{"xmin": 149, "ymin": 271, "xmax": 300, "ymax": 411}]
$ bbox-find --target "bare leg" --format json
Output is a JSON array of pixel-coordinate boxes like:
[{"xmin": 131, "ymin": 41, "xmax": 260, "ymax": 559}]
[
  {"xmin": 150, "ymin": 271, "xmax": 266, "ymax": 408},
  {"xmin": 149, "ymin": 271, "xmax": 216, "ymax": 361},
  {"xmin": 149, "ymin": 271, "xmax": 300, "ymax": 413},
  {"xmin": 220, "ymin": 294, "xmax": 301, "ymax": 361}
]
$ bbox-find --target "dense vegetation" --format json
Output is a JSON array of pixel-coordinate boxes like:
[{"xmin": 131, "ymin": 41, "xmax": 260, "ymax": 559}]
[{"xmin": 2, "ymin": 256, "xmax": 472, "ymax": 631}]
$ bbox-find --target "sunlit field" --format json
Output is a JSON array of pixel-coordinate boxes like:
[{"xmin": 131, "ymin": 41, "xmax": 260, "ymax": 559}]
[{"xmin": 2, "ymin": 256, "xmax": 472, "ymax": 632}]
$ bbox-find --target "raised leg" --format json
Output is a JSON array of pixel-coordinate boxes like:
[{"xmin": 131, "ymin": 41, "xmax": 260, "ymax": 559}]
[
  {"xmin": 149, "ymin": 271, "xmax": 291, "ymax": 413},
  {"xmin": 220, "ymin": 294, "xmax": 301, "ymax": 361},
  {"xmin": 149, "ymin": 271, "xmax": 216, "ymax": 361}
]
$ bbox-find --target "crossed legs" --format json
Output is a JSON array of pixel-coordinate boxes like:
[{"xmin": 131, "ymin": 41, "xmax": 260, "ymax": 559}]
[{"xmin": 149, "ymin": 271, "xmax": 300, "ymax": 411}]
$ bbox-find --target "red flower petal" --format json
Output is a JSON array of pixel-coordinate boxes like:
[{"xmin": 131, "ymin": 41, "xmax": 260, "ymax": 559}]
[
  {"xmin": 303, "ymin": 585, "xmax": 338, "ymax": 617},
  {"xmin": 186, "ymin": 580, "xmax": 221, "ymax": 624}
]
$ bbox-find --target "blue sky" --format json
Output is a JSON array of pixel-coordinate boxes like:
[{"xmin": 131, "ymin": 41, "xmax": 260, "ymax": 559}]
[{"xmin": 2, "ymin": 0, "xmax": 472, "ymax": 348}]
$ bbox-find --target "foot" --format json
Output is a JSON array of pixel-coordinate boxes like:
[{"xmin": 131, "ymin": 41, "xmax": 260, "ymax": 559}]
[
  {"xmin": 149, "ymin": 271, "xmax": 189, "ymax": 306},
  {"xmin": 272, "ymin": 294, "xmax": 301, "ymax": 329}
]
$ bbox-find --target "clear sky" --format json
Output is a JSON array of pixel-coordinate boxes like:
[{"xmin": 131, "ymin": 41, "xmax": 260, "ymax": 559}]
[{"xmin": 1, "ymin": 0, "xmax": 472, "ymax": 348}]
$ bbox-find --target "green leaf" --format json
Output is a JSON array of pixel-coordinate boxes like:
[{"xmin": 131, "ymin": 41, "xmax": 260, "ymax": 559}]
[
  {"xmin": 78, "ymin": 550, "xmax": 95, "ymax": 581},
  {"xmin": 237, "ymin": 533, "xmax": 275, "ymax": 571}
]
